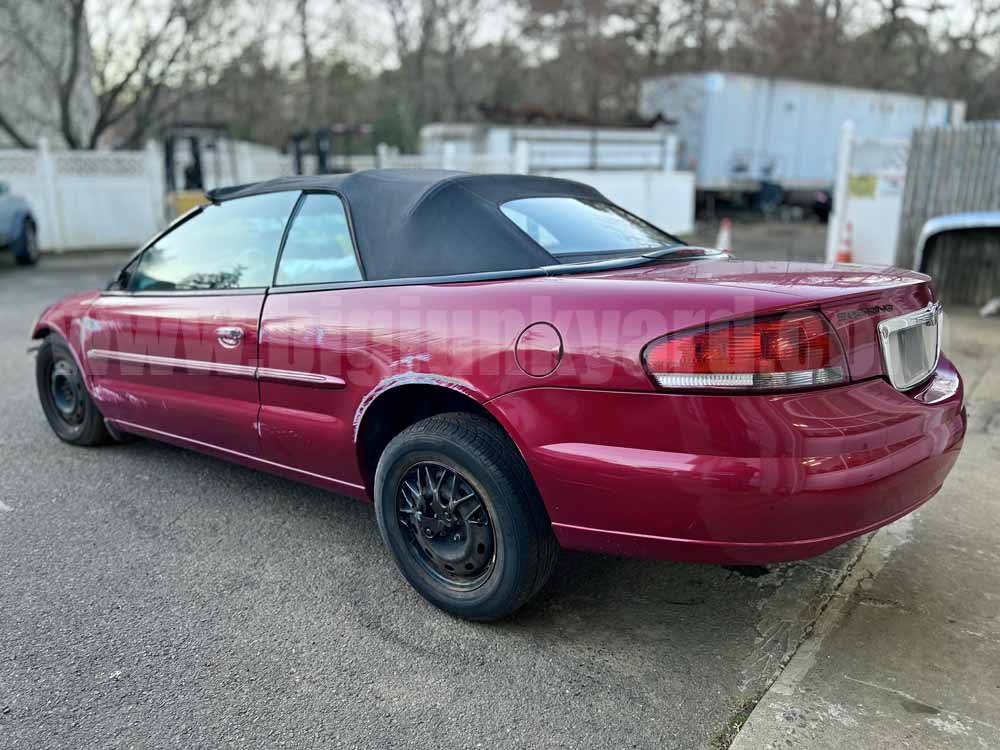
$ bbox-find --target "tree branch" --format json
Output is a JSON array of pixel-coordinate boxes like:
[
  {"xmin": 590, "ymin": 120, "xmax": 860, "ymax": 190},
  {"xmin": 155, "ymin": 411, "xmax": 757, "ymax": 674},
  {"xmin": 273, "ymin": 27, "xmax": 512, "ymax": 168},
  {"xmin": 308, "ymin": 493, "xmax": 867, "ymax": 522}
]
[{"xmin": 0, "ymin": 109, "xmax": 35, "ymax": 149}]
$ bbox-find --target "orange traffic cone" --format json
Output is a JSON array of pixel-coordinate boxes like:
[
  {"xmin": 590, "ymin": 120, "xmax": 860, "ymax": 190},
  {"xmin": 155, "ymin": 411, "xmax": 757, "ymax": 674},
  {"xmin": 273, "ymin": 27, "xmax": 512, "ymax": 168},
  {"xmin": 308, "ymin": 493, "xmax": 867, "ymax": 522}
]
[
  {"xmin": 835, "ymin": 221, "xmax": 854, "ymax": 263},
  {"xmin": 715, "ymin": 218, "xmax": 732, "ymax": 253}
]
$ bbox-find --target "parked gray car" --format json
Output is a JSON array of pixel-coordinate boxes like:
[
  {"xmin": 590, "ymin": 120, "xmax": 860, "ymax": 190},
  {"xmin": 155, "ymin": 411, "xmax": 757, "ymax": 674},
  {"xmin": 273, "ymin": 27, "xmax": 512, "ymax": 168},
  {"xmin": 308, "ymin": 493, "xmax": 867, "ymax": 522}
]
[{"xmin": 0, "ymin": 181, "xmax": 39, "ymax": 266}]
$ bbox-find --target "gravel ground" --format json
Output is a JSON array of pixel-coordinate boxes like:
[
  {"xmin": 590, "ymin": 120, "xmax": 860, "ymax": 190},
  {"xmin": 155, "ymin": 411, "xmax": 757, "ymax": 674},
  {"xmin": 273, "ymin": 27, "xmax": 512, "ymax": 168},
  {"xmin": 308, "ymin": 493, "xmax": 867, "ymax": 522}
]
[{"xmin": 1, "ymin": 243, "xmax": 862, "ymax": 750}]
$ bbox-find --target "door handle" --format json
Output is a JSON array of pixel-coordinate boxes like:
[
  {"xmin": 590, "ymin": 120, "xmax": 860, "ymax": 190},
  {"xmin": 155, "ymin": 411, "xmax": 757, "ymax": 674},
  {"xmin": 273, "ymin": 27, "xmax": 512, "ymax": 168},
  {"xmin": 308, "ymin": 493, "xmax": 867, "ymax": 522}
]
[{"xmin": 215, "ymin": 326, "xmax": 245, "ymax": 349}]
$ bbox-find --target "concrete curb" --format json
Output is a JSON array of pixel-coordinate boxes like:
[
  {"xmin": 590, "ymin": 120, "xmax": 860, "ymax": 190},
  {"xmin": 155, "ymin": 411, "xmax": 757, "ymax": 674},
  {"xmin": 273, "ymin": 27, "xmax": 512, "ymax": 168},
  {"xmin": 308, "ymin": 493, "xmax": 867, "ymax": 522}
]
[{"xmin": 727, "ymin": 519, "xmax": 912, "ymax": 748}]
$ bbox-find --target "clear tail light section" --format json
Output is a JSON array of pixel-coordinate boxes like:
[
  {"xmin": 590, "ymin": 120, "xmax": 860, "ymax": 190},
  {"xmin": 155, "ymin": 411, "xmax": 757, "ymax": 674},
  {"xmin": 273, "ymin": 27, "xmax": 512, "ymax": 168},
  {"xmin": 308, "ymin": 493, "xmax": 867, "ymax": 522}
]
[{"xmin": 643, "ymin": 311, "xmax": 847, "ymax": 391}]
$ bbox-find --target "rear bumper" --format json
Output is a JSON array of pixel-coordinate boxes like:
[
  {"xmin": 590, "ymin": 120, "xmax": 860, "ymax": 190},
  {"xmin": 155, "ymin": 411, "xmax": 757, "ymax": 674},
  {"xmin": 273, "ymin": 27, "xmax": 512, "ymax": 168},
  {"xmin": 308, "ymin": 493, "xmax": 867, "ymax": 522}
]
[{"xmin": 487, "ymin": 356, "xmax": 966, "ymax": 564}]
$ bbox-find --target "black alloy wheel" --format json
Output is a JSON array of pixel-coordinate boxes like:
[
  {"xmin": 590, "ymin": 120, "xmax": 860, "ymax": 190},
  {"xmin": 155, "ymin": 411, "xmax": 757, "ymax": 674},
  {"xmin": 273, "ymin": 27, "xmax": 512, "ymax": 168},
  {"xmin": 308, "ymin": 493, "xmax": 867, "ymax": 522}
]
[
  {"xmin": 396, "ymin": 461, "xmax": 496, "ymax": 588},
  {"xmin": 374, "ymin": 412, "xmax": 559, "ymax": 621}
]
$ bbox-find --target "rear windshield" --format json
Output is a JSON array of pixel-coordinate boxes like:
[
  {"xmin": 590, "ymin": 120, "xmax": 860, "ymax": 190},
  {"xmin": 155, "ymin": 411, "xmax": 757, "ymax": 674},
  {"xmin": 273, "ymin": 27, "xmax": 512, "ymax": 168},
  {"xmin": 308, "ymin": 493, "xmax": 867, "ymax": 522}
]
[{"xmin": 500, "ymin": 197, "xmax": 678, "ymax": 260}]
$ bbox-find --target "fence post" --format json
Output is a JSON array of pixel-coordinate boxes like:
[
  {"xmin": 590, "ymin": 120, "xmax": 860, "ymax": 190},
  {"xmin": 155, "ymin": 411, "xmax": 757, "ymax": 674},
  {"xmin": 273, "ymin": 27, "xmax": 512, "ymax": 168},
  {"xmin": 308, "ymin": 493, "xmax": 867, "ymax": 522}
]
[
  {"xmin": 145, "ymin": 140, "xmax": 166, "ymax": 228},
  {"xmin": 36, "ymin": 137, "xmax": 67, "ymax": 253},
  {"xmin": 442, "ymin": 142, "xmax": 457, "ymax": 170},
  {"xmin": 233, "ymin": 141, "xmax": 253, "ymax": 183},
  {"xmin": 826, "ymin": 120, "xmax": 855, "ymax": 264},
  {"xmin": 514, "ymin": 140, "xmax": 530, "ymax": 174},
  {"xmin": 662, "ymin": 133, "xmax": 678, "ymax": 172}
]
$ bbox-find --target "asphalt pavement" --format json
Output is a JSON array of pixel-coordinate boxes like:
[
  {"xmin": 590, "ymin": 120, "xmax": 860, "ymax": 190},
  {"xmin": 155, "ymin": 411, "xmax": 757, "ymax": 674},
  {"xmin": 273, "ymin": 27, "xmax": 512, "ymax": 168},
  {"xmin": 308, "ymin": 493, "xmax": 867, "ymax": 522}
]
[{"xmin": 0, "ymin": 243, "xmax": 989, "ymax": 750}]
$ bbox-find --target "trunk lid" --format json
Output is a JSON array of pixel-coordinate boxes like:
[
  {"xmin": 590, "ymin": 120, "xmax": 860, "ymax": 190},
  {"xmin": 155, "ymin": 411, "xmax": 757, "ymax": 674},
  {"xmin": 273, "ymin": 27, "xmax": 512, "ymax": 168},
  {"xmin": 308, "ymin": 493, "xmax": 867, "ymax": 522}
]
[{"xmin": 579, "ymin": 258, "xmax": 936, "ymax": 382}]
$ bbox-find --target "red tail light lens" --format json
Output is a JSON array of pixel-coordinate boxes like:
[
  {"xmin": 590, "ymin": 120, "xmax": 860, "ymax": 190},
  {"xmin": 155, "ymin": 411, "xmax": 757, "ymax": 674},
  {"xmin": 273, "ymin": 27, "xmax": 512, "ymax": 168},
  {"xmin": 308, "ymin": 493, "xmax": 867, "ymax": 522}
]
[{"xmin": 643, "ymin": 311, "xmax": 847, "ymax": 391}]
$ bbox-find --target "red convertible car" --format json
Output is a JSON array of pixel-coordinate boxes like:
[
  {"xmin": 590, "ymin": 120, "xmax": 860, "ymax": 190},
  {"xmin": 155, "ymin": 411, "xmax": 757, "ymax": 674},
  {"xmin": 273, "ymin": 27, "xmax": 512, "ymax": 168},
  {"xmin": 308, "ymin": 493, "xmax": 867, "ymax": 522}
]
[{"xmin": 32, "ymin": 170, "xmax": 965, "ymax": 620}]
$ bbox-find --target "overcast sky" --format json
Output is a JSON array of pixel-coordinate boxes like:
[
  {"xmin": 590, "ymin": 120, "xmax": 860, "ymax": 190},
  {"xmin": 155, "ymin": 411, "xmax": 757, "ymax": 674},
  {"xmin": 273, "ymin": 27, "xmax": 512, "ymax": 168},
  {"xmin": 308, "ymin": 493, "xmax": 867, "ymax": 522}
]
[{"xmin": 86, "ymin": 0, "xmax": 997, "ymax": 78}]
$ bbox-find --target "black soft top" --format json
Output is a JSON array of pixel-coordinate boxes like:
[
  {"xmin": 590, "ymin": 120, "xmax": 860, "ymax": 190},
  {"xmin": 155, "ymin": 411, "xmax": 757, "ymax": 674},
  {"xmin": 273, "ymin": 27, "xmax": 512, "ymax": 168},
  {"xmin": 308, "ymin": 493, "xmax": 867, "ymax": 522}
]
[{"xmin": 207, "ymin": 169, "xmax": 609, "ymax": 280}]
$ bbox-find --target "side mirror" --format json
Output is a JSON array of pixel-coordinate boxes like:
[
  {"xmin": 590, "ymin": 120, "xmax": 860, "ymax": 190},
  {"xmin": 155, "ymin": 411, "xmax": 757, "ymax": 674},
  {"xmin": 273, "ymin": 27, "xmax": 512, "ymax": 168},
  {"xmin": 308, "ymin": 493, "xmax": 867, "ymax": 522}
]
[{"xmin": 107, "ymin": 255, "xmax": 139, "ymax": 291}]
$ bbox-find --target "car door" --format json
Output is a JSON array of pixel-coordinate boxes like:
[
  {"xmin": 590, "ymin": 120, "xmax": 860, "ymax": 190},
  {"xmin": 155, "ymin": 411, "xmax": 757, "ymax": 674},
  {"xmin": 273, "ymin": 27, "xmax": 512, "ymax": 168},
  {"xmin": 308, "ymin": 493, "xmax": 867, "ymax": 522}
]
[
  {"xmin": 256, "ymin": 191, "xmax": 368, "ymax": 491},
  {"xmin": 84, "ymin": 191, "xmax": 300, "ymax": 458}
]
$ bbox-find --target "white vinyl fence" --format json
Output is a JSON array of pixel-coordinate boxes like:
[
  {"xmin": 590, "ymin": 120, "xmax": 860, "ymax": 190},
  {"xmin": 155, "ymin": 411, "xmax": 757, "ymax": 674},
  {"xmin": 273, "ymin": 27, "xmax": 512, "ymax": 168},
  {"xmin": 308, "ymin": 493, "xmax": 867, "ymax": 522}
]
[
  {"xmin": 0, "ymin": 137, "xmax": 695, "ymax": 252},
  {"xmin": 0, "ymin": 139, "xmax": 164, "ymax": 252},
  {"xmin": 825, "ymin": 122, "xmax": 910, "ymax": 265}
]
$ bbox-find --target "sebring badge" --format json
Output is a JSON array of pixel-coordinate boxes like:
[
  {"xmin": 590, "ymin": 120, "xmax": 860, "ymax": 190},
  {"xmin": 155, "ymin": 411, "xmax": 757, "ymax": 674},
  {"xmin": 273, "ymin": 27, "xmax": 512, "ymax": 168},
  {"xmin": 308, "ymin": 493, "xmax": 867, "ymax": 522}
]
[{"xmin": 837, "ymin": 304, "xmax": 894, "ymax": 322}]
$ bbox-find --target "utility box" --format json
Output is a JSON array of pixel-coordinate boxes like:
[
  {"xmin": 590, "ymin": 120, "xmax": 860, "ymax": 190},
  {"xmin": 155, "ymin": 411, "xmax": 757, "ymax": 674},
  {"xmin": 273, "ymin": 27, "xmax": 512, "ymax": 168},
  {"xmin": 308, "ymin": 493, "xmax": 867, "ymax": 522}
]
[{"xmin": 639, "ymin": 72, "xmax": 965, "ymax": 192}]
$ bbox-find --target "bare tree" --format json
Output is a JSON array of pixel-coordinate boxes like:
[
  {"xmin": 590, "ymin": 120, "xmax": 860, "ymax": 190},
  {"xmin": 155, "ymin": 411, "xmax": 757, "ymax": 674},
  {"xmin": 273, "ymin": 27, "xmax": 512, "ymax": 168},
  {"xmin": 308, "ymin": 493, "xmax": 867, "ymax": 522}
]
[
  {"xmin": 0, "ymin": 0, "xmax": 92, "ymax": 147},
  {"xmin": 0, "ymin": 0, "xmax": 233, "ymax": 149},
  {"xmin": 380, "ymin": 0, "xmax": 444, "ymax": 140},
  {"xmin": 6, "ymin": 0, "xmax": 997, "ymax": 155},
  {"xmin": 0, "ymin": 45, "xmax": 36, "ymax": 147},
  {"xmin": 441, "ymin": 0, "xmax": 490, "ymax": 120},
  {"xmin": 935, "ymin": 0, "xmax": 1000, "ymax": 115},
  {"xmin": 297, "ymin": 0, "xmax": 318, "ymax": 126},
  {"xmin": 520, "ymin": 0, "xmax": 635, "ymax": 119}
]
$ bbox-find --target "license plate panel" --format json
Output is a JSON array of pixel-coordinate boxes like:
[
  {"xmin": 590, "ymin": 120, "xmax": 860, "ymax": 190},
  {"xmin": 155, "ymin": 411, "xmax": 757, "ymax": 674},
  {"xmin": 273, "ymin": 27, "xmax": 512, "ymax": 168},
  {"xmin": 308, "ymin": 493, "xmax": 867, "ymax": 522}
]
[{"xmin": 877, "ymin": 303, "xmax": 941, "ymax": 391}]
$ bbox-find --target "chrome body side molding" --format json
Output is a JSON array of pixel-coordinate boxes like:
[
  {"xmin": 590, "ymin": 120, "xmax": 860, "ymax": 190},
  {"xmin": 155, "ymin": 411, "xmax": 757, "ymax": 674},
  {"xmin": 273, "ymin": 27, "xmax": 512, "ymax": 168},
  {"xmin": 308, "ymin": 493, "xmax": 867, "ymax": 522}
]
[
  {"xmin": 87, "ymin": 349, "xmax": 256, "ymax": 378},
  {"xmin": 257, "ymin": 367, "xmax": 346, "ymax": 388},
  {"xmin": 87, "ymin": 349, "xmax": 346, "ymax": 389}
]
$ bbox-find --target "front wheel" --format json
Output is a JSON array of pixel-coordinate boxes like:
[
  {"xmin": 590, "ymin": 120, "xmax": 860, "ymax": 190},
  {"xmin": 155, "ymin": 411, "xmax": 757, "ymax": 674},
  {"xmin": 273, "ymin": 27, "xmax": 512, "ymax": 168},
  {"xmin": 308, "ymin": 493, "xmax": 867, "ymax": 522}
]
[
  {"xmin": 35, "ymin": 335, "xmax": 111, "ymax": 445},
  {"xmin": 374, "ymin": 413, "xmax": 559, "ymax": 621}
]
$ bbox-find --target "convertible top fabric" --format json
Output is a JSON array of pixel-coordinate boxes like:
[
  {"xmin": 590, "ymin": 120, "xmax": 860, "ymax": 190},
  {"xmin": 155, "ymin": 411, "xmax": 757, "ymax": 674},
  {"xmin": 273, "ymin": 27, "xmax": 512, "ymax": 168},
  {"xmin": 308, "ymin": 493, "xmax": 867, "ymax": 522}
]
[{"xmin": 207, "ymin": 170, "xmax": 609, "ymax": 280}]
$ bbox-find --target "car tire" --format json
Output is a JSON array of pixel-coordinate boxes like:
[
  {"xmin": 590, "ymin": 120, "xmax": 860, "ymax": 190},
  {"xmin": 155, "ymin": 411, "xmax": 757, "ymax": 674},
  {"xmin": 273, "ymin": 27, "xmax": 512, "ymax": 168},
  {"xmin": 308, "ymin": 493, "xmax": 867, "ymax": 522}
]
[
  {"xmin": 374, "ymin": 412, "xmax": 559, "ymax": 621},
  {"xmin": 36, "ymin": 335, "xmax": 111, "ymax": 446},
  {"xmin": 14, "ymin": 220, "xmax": 39, "ymax": 266}
]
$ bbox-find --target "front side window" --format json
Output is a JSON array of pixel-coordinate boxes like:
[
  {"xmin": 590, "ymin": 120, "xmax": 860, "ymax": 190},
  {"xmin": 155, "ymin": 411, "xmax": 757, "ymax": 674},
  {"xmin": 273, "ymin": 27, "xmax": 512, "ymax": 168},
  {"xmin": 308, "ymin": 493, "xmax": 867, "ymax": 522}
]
[
  {"xmin": 500, "ymin": 197, "xmax": 677, "ymax": 258},
  {"xmin": 130, "ymin": 192, "xmax": 299, "ymax": 292},
  {"xmin": 274, "ymin": 193, "xmax": 362, "ymax": 285}
]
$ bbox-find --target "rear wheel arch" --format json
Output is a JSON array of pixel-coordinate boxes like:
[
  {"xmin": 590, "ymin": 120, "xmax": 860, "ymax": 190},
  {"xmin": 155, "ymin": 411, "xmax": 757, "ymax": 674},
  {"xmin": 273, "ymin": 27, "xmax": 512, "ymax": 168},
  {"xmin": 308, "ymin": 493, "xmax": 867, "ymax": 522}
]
[
  {"xmin": 355, "ymin": 382, "xmax": 528, "ymax": 498},
  {"xmin": 356, "ymin": 383, "xmax": 494, "ymax": 495}
]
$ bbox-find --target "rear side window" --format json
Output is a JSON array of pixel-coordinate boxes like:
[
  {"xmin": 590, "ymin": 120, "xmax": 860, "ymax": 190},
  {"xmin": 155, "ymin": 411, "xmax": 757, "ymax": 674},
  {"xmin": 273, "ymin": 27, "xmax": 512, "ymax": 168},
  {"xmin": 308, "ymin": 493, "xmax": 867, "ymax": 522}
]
[
  {"xmin": 500, "ymin": 197, "xmax": 676, "ymax": 256},
  {"xmin": 130, "ymin": 192, "xmax": 298, "ymax": 291},
  {"xmin": 274, "ymin": 193, "xmax": 362, "ymax": 286}
]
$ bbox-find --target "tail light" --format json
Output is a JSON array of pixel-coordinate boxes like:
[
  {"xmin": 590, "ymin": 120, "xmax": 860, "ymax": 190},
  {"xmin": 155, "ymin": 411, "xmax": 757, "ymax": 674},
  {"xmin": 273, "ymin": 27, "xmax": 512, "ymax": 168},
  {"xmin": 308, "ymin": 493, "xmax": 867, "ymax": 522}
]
[{"xmin": 643, "ymin": 311, "xmax": 847, "ymax": 391}]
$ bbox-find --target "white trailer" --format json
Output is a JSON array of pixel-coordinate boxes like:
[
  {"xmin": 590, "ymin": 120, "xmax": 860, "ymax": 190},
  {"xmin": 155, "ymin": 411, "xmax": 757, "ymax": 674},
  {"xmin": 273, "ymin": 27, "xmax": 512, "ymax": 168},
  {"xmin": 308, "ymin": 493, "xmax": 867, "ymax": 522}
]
[{"xmin": 639, "ymin": 72, "xmax": 965, "ymax": 192}]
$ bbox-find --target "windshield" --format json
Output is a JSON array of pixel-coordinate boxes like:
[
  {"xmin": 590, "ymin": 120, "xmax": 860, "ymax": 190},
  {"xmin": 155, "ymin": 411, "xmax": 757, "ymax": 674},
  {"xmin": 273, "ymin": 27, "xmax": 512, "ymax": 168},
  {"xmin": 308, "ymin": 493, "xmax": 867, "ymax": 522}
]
[{"xmin": 500, "ymin": 197, "xmax": 681, "ymax": 262}]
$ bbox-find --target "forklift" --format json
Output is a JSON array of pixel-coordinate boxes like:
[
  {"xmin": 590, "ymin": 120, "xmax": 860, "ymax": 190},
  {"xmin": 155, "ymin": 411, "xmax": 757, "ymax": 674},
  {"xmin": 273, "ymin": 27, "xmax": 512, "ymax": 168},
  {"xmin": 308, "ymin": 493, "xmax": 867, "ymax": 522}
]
[
  {"xmin": 288, "ymin": 124, "xmax": 373, "ymax": 175},
  {"xmin": 161, "ymin": 122, "xmax": 236, "ymax": 218}
]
